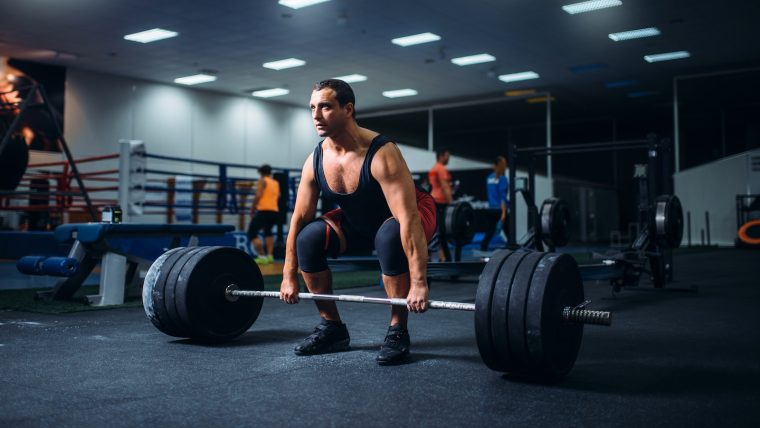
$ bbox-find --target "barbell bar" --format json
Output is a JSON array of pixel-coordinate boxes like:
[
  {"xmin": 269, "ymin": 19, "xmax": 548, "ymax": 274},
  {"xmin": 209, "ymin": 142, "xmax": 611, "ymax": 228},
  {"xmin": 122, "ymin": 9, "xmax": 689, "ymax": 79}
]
[{"xmin": 224, "ymin": 285, "xmax": 611, "ymax": 326}]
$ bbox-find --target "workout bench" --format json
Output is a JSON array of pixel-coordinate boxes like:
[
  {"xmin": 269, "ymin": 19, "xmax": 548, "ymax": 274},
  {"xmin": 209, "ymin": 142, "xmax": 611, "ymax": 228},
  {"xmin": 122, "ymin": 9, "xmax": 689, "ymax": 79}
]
[{"xmin": 21, "ymin": 223, "xmax": 233, "ymax": 306}]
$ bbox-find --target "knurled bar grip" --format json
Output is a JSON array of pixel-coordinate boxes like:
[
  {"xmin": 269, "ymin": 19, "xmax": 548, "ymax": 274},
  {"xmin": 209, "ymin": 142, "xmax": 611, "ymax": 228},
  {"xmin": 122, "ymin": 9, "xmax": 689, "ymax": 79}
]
[
  {"xmin": 226, "ymin": 286, "xmax": 612, "ymax": 325},
  {"xmin": 227, "ymin": 288, "xmax": 476, "ymax": 311}
]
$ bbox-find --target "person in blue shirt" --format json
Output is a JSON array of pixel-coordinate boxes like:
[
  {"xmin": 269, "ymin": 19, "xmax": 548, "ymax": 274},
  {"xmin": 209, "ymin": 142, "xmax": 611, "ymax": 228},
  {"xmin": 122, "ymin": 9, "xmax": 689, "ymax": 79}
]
[{"xmin": 481, "ymin": 155, "xmax": 509, "ymax": 251}]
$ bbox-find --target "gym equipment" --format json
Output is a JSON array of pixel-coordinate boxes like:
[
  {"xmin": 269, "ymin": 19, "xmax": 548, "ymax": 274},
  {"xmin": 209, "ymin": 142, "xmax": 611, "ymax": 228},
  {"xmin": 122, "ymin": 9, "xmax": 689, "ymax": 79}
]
[
  {"xmin": 735, "ymin": 195, "xmax": 760, "ymax": 247},
  {"xmin": 444, "ymin": 201, "xmax": 475, "ymax": 246},
  {"xmin": 508, "ymin": 136, "xmax": 686, "ymax": 290},
  {"xmin": 144, "ymin": 246, "xmax": 611, "ymax": 381},
  {"xmin": 16, "ymin": 256, "xmax": 79, "ymax": 276},
  {"xmin": 654, "ymin": 195, "xmax": 683, "ymax": 248},
  {"xmin": 0, "ymin": 83, "xmax": 97, "ymax": 220},
  {"xmin": 539, "ymin": 197, "xmax": 571, "ymax": 248}
]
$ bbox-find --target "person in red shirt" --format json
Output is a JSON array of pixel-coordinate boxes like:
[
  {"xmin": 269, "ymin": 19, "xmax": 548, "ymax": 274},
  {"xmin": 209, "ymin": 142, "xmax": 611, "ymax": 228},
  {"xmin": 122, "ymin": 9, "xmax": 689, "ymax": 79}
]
[{"xmin": 428, "ymin": 148, "xmax": 453, "ymax": 261}]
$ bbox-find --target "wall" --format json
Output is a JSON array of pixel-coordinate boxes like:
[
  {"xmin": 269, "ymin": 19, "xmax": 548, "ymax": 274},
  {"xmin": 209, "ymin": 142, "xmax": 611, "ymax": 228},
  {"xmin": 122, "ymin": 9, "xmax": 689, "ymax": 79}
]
[
  {"xmin": 674, "ymin": 149, "xmax": 760, "ymax": 246},
  {"xmin": 62, "ymin": 68, "xmax": 490, "ymax": 227}
]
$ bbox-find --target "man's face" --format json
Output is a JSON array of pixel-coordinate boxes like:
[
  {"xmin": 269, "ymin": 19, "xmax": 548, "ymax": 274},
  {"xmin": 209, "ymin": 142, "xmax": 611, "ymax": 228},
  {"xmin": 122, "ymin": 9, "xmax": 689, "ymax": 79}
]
[
  {"xmin": 441, "ymin": 151, "xmax": 450, "ymax": 165},
  {"xmin": 309, "ymin": 88, "xmax": 352, "ymax": 137},
  {"xmin": 496, "ymin": 158, "xmax": 507, "ymax": 172}
]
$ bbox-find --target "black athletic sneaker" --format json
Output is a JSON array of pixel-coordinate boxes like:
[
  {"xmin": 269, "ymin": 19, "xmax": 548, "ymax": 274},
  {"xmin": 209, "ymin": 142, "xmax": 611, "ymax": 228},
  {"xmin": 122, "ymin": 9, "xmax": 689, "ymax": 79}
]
[
  {"xmin": 376, "ymin": 324, "xmax": 410, "ymax": 365},
  {"xmin": 294, "ymin": 319, "xmax": 350, "ymax": 355}
]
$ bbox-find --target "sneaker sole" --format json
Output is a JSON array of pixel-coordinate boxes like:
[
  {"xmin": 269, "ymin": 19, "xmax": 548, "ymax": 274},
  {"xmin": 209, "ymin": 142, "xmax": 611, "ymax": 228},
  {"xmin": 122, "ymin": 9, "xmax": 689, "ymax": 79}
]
[
  {"xmin": 294, "ymin": 338, "xmax": 350, "ymax": 356},
  {"xmin": 376, "ymin": 352, "xmax": 411, "ymax": 366}
]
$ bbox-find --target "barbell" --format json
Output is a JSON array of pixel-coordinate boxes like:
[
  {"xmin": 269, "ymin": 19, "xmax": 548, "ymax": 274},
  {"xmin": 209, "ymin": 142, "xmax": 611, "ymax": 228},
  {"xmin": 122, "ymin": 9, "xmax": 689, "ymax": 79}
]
[{"xmin": 143, "ymin": 246, "xmax": 611, "ymax": 381}]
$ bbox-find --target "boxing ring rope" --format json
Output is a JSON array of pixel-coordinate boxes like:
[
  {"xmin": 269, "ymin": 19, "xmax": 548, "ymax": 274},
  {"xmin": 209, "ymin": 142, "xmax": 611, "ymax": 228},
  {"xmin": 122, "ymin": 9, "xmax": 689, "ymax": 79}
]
[{"xmin": 1, "ymin": 137, "xmax": 300, "ymax": 233}]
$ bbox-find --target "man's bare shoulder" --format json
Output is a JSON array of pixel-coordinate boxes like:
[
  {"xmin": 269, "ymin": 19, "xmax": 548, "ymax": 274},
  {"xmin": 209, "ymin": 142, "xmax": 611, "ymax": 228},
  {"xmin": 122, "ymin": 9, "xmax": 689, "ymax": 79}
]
[{"xmin": 371, "ymin": 140, "xmax": 408, "ymax": 180}]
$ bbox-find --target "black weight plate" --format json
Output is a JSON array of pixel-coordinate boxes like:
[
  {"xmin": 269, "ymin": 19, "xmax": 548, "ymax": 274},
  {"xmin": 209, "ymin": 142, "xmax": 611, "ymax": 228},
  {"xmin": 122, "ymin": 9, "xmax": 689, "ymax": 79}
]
[
  {"xmin": 445, "ymin": 201, "xmax": 476, "ymax": 245},
  {"xmin": 176, "ymin": 246, "xmax": 264, "ymax": 342},
  {"xmin": 525, "ymin": 253, "xmax": 584, "ymax": 381},
  {"xmin": 488, "ymin": 250, "xmax": 529, "ymax": 372},
  {"xmin": 654, "ymin": 194, "xmax": 683, "ymax": 248},
  {"xmin": 475, "ymin": 250, "xmax": 513, "ymax": 370},
  {"xmin": 142, "ymin": 247, "xmax": 192, "ymax": 337},
  {"xmin": 164, "ymin": 246, "xmax": 209, "ymax": 333},
  {"xmin": 540, "ymin": 198, "xmax": 571, "ymax": 248},
  {"xmin": 506, "ymin": 251, "xmax": 546, "ymax": 371}
]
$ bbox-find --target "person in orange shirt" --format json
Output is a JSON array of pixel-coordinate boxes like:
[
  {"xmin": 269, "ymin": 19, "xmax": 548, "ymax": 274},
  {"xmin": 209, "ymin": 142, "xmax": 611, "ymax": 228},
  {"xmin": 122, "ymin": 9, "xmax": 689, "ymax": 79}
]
[
  {"xmin": 248, "ymin": 164, "xmax": 280, "ymax": 264},
  {"xmin": 428, "ymin": 148, "xmax": 453, "ymax": 261}
]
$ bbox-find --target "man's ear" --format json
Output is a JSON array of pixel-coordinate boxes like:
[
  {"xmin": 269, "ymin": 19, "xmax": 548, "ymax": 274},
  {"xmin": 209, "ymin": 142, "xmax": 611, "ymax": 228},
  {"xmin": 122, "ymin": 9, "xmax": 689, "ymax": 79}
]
[{"xmin": 345, "ymin": 102, "xmax": 354, "ymax": 118}]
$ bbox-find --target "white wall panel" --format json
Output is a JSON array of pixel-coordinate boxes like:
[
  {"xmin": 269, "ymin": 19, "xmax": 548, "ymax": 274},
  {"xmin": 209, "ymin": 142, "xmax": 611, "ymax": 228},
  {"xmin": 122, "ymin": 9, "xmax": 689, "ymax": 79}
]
[{"xmin": 674, "ymin": 150, "xmax": 759, "ymax": 246}]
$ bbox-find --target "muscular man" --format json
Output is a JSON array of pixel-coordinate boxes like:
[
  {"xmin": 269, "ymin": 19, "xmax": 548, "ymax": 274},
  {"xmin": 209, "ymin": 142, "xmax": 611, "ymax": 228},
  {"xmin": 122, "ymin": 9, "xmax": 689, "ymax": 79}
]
[
  {"xmin": 280, "ymin": 79, "xmax": 437, "ymax": 365},
  {"xmin": 480, "ymin": 156, "xmax": 509, "ymax": 251},
  {"xmin": 247, "ymin": 164, "xmax": 280, "ymax": 264},
  {"xmin": 428, "ymin": 148, "xmax": 453, "ymax": 261}
]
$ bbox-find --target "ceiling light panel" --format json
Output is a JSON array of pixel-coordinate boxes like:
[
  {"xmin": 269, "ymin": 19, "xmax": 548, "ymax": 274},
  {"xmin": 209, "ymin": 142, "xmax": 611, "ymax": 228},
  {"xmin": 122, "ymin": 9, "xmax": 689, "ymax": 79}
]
[
  {"xmin": 333, "ymin": 74, "xmax": 368, "ymax": 83},
  {"xmin": 498, "ymin": 71, "xmax": 540, "ymax": 83},
  {"xmin": 263, "ymin": 58, "xmax": 306, "ymax": 70},
  {"xmin": 278, "ymin": 0, "xmax": 331, "ymax": 9},
  {"xmin": 382, "ymin": 89, "xmax": 418, "ymax": 98},
  {"xmin": 391, "ymin": 32, "xmax": 441, "ymax": 47},
  {"xmin": 124, "ymin": 28, "xmax": 178, "ymax": 43},
  {"xmin": 451, "ymin": 54, "xmax": 496, "ymax": 66},
  {"xmin": 562, "ymin": 0, "xmax": 622, "ymax": 15},
  {"xmin": 609, "ymin": 27, "xmax": 661, "ymax": 41},
  {"xmin": 252, "ymin": 88, "xmax": 290, "ymax": 98},
  {"xmin": 644, "ymin": 51, "xmax": 691, "ymax": 63},
  {"xmin": 174, "ymin": 74, "xmax": 217, "ymax": 85}
]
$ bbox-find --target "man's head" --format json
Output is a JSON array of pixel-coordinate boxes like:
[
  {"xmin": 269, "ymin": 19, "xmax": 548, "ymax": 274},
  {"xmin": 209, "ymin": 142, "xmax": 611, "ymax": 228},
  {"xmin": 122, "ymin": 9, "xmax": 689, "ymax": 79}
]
[
  {"xmin": 436, "ymin": 147, "xmax": 450, "ymax": 165},
  {"xmin": 494, "ymin": 155, "xmax": 507, "ymax": 174},
  {"xmin": 310, "ymin": 79, "xmax": 356, "ymax": 138},
  {"xmin": 258, "ymin": 164, "xmax": 272, "ymax": 176}
]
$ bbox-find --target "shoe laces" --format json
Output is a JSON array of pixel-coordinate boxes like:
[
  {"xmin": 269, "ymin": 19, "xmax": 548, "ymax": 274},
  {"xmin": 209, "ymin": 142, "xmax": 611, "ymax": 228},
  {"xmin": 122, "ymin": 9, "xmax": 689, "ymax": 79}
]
[{"xmin": 384, "ymin": 329, "xmax": 406, "ymax": 346}]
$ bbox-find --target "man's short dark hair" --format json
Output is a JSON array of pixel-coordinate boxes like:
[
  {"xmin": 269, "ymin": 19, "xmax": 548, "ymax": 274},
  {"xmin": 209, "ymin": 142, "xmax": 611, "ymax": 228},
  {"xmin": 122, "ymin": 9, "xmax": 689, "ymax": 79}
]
[
  {"xmin": 436, "ymin": 147, "xmax": 449, "ymax": 160},
  {"xmin": 313, "ymin": 79, "xmax": 356, "ymax": 118},
  {"xmin": 494, "ymin": 155, "xmax": 507, "ymax": 166},
  {"xmin": 258, "ymin": 164, "xmax": 272, "ymax": 176}
]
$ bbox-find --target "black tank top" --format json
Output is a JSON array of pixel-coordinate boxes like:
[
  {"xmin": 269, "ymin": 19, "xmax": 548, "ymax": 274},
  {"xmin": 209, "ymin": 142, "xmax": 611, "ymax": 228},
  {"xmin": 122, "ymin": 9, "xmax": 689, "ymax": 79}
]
[{"xmin": 313, "ymin": 135, "xmax": 393, "ymax": 238}]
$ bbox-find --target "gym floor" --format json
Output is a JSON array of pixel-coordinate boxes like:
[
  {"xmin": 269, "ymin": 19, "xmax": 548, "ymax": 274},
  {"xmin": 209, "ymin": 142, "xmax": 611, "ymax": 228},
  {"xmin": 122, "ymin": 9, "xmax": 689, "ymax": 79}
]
[{"xmin": 1, "ymin": 248, "xmax": 759, "ymax": 427}]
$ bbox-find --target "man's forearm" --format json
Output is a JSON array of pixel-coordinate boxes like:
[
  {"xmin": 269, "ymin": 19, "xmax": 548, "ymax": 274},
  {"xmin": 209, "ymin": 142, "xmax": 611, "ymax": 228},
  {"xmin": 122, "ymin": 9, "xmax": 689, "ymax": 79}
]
[{"xmin": 400, "ymin": 221, "xmax": 428, "ymax": 286}]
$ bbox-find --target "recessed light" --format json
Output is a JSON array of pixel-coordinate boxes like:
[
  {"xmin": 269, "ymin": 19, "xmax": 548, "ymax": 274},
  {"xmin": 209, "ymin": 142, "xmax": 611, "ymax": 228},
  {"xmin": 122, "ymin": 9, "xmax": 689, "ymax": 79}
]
[
  {"xmin": 391, "ymin": 32, "xmax": 441, "ymax": 47},
  {"xmin": 124, "ymin": 28, "xmax": 178, "ymax": 43},
  {"xmin": 609, "ymin": 27, "xmax": 661, "ymax": 41},
  {"xmin": 382, "ymin": 89, "xmax": 418, "ymax": 98},
  {"xmin": 278, "ymin": 0, "xmax": 331, "ymax": 9},
  {"xmin": 263, "ymin": 58, "xmax": 306, "ymax": 70},
  {"xmin": 174, "ymin": 74, "xmax": 217, "ymax": 85},
  {"xmin": 562, "ymin": 0, "xmax": 622, "ymax": 15},
  {"xmin": 498, "ymin": 71, "xmax": 540, "ymax": 83},
  {"xmin": 333, "ymin": 74, "xmax": 368, "ymax": 83},
  {"xmin": 644, "ymin": 51, "xmax": 690, "ymax": 63},
  {"xmin": 451, "ymin": 54, "xmax": 496, "ymax": 66},
  {"xmin": 252, "ymin": 88, "xmax": 290, "ymax": 98}
]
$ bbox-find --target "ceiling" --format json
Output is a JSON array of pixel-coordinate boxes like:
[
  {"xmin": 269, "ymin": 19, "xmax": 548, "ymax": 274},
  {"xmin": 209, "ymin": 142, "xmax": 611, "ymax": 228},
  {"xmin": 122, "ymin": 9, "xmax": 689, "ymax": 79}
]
[{"xmin": 0, "ymin": 0, "xmax": 758, "ymax": 114}]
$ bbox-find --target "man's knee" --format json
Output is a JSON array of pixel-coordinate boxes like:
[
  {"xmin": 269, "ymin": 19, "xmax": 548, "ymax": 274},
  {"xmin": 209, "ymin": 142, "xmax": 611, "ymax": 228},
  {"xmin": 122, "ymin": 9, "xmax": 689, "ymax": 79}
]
[
  {"xmin": 296, "ymin": 220, "xmax": 337, "ymax": 273},
  {"xmin": 375, "ymin": 219, "xmax": 408, "ymax": 276}
]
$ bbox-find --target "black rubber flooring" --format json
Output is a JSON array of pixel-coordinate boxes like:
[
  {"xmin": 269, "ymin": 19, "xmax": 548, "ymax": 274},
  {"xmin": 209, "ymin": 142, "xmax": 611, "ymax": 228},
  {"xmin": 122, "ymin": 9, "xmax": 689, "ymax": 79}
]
[{"xmin": 1, "ymin": 248, "xmax": 759, "ymax": 427}]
